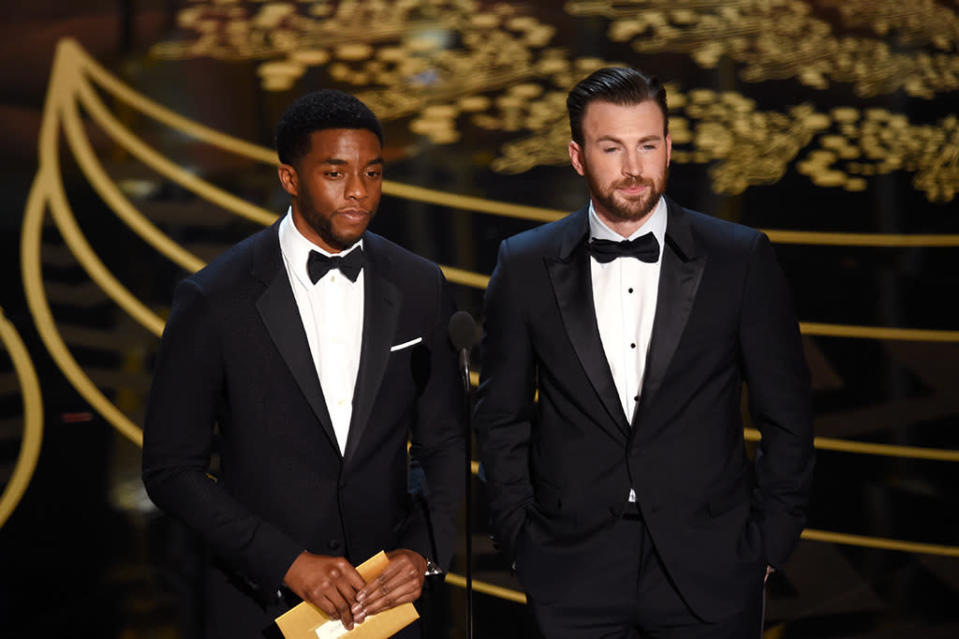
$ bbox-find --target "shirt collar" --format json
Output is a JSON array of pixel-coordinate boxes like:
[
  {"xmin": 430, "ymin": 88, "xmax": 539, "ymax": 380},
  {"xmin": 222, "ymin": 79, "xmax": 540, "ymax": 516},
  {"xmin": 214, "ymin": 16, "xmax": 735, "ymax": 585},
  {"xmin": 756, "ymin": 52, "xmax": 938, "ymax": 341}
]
[
  {"xmin": 588, "ymin": 196, "xmax": 667, "ymax": 251},
  {"xmin": 278, "ymin": 208, "xmax": 364, "ymax": 288}
]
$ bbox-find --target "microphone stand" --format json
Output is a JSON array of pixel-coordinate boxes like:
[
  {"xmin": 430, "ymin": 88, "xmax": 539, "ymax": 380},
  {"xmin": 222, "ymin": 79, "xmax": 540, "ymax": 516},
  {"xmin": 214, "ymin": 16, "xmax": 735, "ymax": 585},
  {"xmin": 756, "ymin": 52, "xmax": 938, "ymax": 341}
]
[
  {"xmin": 457, "ymin": 345, "xmax": 474, "ymax": 639},
  {"xmin": 449, "ymin": 310, "xmax": 478, "ymax": 639}
]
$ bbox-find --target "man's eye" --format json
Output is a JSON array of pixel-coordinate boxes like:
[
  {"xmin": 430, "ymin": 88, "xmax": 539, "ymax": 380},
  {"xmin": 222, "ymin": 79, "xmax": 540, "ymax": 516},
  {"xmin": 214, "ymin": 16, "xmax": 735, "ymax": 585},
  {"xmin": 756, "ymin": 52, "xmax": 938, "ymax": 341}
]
[
  {"xmin": 325, "ymin": 171, "xmax": 342, "ymax": 178},
  {"xmin": 367, "ymin": 170, "xmax": 382, "ymax": 178},
  {"xmin": 603, "ymin": 147, "xmax": 619, "ymax": 153}
]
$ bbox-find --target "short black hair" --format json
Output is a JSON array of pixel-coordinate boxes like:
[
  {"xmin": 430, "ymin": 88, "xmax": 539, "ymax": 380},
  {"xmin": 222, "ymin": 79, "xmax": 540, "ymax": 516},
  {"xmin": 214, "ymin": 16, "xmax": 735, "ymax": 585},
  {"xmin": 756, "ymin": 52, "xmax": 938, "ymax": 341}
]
[
  {"xmin": 275, "ymin": 89, "xmax": 384, "ymax": 165},
  {"xmin": 566, "ymin": 67, "xmax": 668, "ymax": 145}
]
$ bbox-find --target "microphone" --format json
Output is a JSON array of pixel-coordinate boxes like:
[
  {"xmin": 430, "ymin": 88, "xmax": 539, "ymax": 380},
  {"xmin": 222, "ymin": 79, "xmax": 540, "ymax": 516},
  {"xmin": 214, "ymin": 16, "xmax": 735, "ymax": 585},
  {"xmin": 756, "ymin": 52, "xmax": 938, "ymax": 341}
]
[
  {"xmin": 448, "ymin": 310, "xmax": 479, "ymax": 393},
  {"xmin": 447, "ymin": 310, "xmax": 479, "ymax": 639}
]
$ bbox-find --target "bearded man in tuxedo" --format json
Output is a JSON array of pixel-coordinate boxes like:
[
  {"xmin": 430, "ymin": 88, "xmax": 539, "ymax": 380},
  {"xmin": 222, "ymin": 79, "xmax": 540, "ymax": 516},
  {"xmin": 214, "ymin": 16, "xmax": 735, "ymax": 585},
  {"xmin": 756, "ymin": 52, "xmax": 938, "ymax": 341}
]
[{"xmin": 475, "ymin": 67, "xmax": 814, "ymax": 638}]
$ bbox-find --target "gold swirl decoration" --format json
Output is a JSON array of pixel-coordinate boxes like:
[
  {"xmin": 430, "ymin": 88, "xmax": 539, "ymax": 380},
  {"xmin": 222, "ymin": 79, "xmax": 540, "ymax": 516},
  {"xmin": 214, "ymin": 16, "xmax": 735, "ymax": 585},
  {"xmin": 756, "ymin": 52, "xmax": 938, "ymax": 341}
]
[
  {"xmin": 566, "ymin": 0, "xmax": 959, "ymax": 98},
  {"xmin": 0, "ymin": 308, "xmax": 44, "ymax": 528},
  {"xmin": 19, "ymin": 38, "xmax": 959, "ymax": 589},
  {"xmin": 149, "ymin": 1, "xmax": 959, "ymax": 203}
]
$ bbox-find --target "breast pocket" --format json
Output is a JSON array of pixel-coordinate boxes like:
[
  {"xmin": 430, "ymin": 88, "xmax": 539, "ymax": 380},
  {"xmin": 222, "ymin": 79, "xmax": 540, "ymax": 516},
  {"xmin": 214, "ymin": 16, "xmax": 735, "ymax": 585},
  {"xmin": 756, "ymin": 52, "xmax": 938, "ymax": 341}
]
[{"xmin": 384, "ymin": 336, "xmax": 430, "ymax": 397}]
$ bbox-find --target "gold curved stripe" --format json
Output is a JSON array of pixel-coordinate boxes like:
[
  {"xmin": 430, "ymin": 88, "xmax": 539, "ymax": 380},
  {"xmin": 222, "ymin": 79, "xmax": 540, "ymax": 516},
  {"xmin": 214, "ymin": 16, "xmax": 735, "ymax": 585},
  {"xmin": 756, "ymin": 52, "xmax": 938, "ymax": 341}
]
[
  {"xmin": 65, "ymin": 40, "xmax": 276, "ymax": 165},
  {"xmin": 439, "ymin": 266, "xmax": 490, "ymax": 290},
  {"xmin": 22, "ymin": 56, "xmax": 145, "ymax": 446},
  {"xmin": 745, "ymin": 428, "xmax": 959, "ymax": 462},
  {"xmin": 800, "ymin": 322, "xmax": 959, "ymax": 342},
  {"xmin": 22, "ymin": 175, "xmax": 143, "ymax": 447},
  {"xmin": 63, "ymin": 81, "xmax": 206, "ymax": 274},
  {"xmin": 74, "ymin": 76, "xmax": 278, "ymax": 228},
  {"xmin": 0, "ymin": 308, "xmax": 44, "ymax": 528},
  {"xmin": 763, "ymin": 230, "xmax": 959, "ymax": 247},
  {"xmin": 801, "ymin": 529, "xmax": 959, "ymax": 557},
  {"xmin": 383, "ymin": 182, "xmax": 564, "ymax": 224},
  {"xmin": 444, "ymin": 572, "xmax": 527, "ymax": 605},
  {"xmin": 812, "ymin": 436, "xmax": 959, "ymax": 462},
  {"xmin": 47, "ymin": 121, "xmax": 165, "ymax": 337},
  {"xmin": 58, "ymin": 37, "xmax": 959, "ymax": 249}
]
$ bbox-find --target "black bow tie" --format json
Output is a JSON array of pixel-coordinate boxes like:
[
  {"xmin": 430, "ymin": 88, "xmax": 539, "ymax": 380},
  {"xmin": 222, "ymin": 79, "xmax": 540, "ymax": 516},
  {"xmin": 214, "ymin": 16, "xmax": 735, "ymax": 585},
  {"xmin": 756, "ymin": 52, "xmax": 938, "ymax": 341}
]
[
  {"xmin": 307, "ymin": 247, "xmax": 365, "ymax": 283},
  {"xmin": 588, "ymin": 233, "xmax": 660, "ymax": 264}
]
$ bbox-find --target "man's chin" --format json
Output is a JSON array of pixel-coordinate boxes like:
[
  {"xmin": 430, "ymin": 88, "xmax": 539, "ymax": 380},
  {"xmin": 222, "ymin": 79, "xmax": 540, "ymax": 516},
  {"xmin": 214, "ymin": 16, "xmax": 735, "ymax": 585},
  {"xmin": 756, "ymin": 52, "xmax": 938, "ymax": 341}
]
[{"xmin": 606, "ymin": 199, "xmax": 656, "ymax": 223}]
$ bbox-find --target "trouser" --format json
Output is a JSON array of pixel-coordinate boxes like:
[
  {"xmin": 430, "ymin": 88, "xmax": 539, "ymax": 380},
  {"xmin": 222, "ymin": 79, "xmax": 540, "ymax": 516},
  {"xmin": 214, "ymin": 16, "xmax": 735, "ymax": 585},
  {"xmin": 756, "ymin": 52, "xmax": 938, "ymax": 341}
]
[{"xmin": 526, "ymin": 509, "xmax": 765, "ymax": 639}]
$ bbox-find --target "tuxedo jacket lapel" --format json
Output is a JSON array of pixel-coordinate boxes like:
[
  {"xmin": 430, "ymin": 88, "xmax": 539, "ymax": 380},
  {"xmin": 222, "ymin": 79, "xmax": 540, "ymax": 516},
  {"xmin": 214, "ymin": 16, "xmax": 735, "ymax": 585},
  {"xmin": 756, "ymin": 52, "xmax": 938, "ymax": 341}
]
[
  {"xmin": 546, "ymin": 207, "xmax": 630, "ymax": 437},
  {"xmin": 252, "ymin": 223, "xmax": 340, "ymax": 452},
  {"xmin": 343, "ymin": 234, "xmax": 401, "ymax": 462},
  {"xmin": 634, "ymin": 198, "xmax": 706, "ymax": 424}
]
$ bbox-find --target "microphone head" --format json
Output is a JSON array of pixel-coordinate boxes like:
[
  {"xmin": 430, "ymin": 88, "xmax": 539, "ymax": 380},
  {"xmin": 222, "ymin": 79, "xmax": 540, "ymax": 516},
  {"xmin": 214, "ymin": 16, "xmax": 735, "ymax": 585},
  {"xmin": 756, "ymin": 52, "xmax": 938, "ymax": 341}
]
[{"xmin": 448, "ymin": 310, "xmax": 479, "ymax": 351}]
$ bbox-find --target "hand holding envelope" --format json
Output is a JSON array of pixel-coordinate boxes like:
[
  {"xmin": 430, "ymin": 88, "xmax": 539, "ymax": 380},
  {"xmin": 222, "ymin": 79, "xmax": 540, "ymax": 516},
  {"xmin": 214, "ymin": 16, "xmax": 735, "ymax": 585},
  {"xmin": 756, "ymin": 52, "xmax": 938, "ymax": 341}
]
[
  {"xmin": 276, "ymin": 551, "xmax": 422, "ymax": 639},
  {"xmin": 352, "ymin": 549, "xmax": 427, "ymax": 623},
  {"xmin": 284, "ymin": 553, "xmax": 367, "ymax": 628}
]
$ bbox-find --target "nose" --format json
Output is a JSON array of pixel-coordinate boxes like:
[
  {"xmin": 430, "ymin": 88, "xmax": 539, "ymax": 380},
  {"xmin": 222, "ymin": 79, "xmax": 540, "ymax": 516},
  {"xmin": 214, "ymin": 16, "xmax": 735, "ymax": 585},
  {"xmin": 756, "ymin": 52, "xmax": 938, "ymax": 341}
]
[
  {"xmin": 622, "ymin": 150, "xmax": 642, "ymax": 177},
  {"xmin": 345, "ymin": 171, "xmax": 367, "ymax": 200}
]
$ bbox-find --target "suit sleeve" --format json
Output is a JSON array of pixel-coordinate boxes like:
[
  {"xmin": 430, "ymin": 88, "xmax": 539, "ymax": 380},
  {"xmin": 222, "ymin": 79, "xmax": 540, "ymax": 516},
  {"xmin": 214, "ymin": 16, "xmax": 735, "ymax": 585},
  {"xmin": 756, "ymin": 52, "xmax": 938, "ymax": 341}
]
[
  {"xmin": 738, "ymin": 233, "xmax": 815, "ymax": 568},
  {"xmin": 142, "ymin": 279, "xmax": 302, "ymax": 596},
  {"xmin": 473, "ymin": 239, "xmax": 538, "ymax": 561},
  {"xmin": 400, "ymin": 266, "xmax": 467, "ymax": 569}
]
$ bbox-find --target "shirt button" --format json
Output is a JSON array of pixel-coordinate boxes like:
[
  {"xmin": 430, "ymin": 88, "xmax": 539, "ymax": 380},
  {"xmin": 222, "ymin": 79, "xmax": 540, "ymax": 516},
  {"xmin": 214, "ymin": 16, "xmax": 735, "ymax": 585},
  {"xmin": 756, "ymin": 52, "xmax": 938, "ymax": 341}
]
[
  {"xmin": 634, "ymin": 395, "xmax": 639, "ymax": 401},
  {"xmin": 630, "ymin": 343, "xmax": 636, "ymax": 349},
  {"xmin": 628, "ymin": 288, "xmax": 634, "ymax": 293}
]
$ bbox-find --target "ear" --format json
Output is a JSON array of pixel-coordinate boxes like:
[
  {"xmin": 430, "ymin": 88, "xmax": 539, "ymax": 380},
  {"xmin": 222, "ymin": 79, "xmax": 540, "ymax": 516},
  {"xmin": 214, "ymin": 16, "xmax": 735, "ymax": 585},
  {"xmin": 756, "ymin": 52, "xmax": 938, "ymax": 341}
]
[
  {"xmin": 568, "ymin": 140, "xmax": 586, "ymax": 177},
  {"xmin": 665, "ymin": 132, "xmax": 672, "ymax": 167},
  {"xmin": 277, "ymin": 163, "xmax": 299, "ymax": 197}
]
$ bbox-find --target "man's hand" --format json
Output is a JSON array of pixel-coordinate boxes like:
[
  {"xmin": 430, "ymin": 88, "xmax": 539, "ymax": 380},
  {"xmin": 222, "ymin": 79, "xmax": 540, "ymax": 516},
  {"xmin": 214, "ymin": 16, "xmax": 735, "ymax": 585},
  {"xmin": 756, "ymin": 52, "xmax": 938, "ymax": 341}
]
[
  {"xmin": 284, "ymin": 552, "xmax": 366, "ymax": 630},
  {"xmin": 351, "ymin": 549, "xmax": 427, "ymax": 624}
]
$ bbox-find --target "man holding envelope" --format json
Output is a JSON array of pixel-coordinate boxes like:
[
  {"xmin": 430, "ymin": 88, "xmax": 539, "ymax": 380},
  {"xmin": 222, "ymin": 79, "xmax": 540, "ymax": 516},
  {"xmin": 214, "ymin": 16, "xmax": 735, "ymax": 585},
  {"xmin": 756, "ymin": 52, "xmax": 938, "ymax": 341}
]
[{"xmin": 143, "ymin": 90, "xmax": 464, "ymax": 638}]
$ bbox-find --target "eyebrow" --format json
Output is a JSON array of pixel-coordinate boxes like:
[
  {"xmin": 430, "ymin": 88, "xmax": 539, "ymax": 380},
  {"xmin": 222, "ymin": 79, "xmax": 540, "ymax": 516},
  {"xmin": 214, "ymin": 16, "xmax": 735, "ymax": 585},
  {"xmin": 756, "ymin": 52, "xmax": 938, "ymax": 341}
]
[
  {"xmin": 321, "ymin": 157, "xmax": 385, "ymax": 166},
  {"xmin": 596, "ymin": 134, "xmax": 662, "ymax": 144}
]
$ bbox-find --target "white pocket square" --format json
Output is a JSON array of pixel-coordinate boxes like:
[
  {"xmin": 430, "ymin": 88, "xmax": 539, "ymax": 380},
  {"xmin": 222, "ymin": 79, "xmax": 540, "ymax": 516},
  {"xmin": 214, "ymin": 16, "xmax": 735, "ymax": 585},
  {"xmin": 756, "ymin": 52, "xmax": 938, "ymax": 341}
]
[{"xmin": 390, "ymin": 337, "xmax": 422, "ymax": 352}]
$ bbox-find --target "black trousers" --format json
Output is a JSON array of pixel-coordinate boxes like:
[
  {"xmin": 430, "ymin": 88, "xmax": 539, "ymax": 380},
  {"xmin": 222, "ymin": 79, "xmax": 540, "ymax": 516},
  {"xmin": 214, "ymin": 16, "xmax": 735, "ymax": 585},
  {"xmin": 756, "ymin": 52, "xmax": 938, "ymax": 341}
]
[{"xmin": 526, "ymin": 511, "xmax": 765, "ymax": 639}]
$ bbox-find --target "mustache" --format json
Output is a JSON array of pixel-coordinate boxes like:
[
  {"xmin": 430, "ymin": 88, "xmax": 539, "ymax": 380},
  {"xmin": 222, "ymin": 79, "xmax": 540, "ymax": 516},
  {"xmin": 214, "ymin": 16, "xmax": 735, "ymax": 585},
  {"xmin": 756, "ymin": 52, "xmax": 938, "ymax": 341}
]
[{"xmin": 613, "ymin": 176, "xmax": 654, "ymax": 189}]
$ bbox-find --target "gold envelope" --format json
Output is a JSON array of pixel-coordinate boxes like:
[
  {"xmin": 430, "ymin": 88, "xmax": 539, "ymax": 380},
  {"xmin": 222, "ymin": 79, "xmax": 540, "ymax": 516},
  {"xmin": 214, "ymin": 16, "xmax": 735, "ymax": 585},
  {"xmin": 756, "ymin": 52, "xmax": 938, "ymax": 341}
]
[{"xmin": 275, "ymin": 551, "xmax": 419, "ymax": 639}]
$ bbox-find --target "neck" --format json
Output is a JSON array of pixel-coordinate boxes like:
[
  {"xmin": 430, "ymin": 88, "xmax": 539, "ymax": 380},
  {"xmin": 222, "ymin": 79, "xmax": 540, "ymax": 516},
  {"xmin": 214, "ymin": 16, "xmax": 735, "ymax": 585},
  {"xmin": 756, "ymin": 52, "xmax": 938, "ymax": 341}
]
[{"xmin": 592, "ymin": 201, "xmax": 653, "ymax": 240}]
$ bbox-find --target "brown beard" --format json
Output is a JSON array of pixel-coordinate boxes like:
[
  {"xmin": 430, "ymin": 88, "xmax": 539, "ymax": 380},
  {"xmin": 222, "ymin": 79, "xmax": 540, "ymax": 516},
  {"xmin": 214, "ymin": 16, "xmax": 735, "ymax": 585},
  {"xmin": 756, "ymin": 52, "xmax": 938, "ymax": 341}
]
[{"xmin": 585, "ymin": 164, "xmax": 668, "ymax": 223}]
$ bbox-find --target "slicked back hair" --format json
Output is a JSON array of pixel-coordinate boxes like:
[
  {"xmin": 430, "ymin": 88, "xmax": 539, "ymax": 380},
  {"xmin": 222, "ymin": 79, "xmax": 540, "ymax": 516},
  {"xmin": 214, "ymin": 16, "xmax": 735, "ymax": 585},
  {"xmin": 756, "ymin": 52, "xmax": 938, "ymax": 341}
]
[
  {"xmin": 275, "ymin": 89, "xmax": 384, "ymax": 165},
  {"xmin": 567, "ymin": 67, "xmax": 668, "ymax": 145}
]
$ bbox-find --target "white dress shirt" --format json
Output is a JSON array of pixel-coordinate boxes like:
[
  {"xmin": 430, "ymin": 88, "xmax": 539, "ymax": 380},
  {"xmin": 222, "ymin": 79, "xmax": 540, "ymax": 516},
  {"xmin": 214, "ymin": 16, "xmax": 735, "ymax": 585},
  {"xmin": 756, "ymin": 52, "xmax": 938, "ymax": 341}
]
[
  {"xmin": 589, "ymin": 196, "xmax": 668, "ymax": 424},
  {"xmin": 278, "ymin": 210, "xmax": 364, "ymax": 455}
]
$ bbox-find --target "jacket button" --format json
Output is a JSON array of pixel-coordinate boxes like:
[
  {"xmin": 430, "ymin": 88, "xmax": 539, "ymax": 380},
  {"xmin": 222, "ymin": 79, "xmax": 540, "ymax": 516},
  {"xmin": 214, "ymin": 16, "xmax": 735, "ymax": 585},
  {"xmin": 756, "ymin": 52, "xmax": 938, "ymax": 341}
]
[{"xmin": 328, "ymin": 539, "xmax": 342, "ymax": 551}]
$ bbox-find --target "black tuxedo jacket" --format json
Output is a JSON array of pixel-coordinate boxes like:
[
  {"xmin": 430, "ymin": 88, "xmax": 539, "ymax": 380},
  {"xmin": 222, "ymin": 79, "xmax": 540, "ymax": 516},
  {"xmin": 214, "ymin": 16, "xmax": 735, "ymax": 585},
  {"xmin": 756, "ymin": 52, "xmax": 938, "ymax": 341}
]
[
  {"xmin": 142, "ymin": 222, "xmax": 464, "ymax": 638},
  {"xmin": 474, "ymin": 198, "xmax": 814, "ymax": 620}
]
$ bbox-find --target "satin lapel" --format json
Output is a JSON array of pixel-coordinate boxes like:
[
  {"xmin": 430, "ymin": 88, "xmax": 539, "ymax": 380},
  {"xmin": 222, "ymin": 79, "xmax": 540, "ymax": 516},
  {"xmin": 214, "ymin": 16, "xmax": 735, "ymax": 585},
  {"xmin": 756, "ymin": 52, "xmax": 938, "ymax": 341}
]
[
  {"xmin": 546, "ymin": 209, "xmax": 630, "ymax": 437},
  {"xmin": 343, "ymin": 235, "xmax": 401, "ymax": 462},
  {"xmin": 633, "ymin": 199, "xmax": 705, "ymax": 424},
  {"xmin": 252, "ymin": 225, "xmax": 339, "ymax": 452}
]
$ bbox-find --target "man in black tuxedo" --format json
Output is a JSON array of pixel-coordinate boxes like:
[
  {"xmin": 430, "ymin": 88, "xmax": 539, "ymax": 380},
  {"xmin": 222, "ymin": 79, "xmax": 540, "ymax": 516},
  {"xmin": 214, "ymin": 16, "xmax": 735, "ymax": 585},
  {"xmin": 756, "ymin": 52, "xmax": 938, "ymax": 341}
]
[
  {"xmin": 474, "ymin": 67, "xmax": 814, "ymax": 637},
  {"xmin": 143, "ymin": 90, "xmax": 464, "ymax": 638}
]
